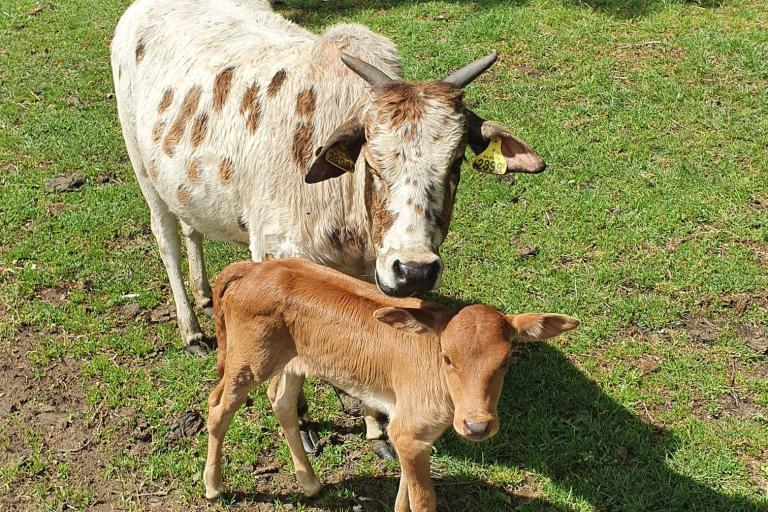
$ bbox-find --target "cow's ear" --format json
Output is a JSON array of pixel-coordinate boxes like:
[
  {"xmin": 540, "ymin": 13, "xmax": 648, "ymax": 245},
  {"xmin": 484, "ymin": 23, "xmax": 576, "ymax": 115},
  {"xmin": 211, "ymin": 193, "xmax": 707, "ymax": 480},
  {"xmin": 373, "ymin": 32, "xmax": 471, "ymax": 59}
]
[
  {"xmin": 466, "ymin": 109, "xmax": 546, "ymax": 174},
  {"xmin": 305, "ymin": 120, "xmax": 365, "ymax": 184}
]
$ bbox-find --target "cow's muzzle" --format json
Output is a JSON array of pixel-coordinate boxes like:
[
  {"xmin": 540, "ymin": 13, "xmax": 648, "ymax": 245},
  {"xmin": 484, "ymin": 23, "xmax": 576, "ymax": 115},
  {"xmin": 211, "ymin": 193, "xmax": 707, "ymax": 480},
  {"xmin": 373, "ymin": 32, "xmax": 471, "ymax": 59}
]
[{"xmin": 376, "ymin": 260, "xmax": 441, "ymax": 297}]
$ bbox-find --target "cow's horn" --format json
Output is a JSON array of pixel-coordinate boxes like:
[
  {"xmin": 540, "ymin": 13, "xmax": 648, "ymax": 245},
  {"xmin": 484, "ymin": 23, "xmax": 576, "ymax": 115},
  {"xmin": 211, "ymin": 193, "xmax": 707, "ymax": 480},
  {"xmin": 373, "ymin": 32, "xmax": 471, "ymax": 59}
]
[
  {"xmin": 443, "ymin": 52, "xmax": 498, "ymax": 88},
  {"xmin": 341, "ymin": 53, "xmax": 394, "ymax": 86}
]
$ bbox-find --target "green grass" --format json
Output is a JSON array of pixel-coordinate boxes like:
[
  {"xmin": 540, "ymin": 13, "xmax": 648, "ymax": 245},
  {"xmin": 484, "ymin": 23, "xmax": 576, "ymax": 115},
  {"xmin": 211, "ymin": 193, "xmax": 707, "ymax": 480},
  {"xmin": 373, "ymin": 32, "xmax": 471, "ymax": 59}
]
[{"xmin": 1, "ymin": 0, "xmax": 767, "ymax": 510}]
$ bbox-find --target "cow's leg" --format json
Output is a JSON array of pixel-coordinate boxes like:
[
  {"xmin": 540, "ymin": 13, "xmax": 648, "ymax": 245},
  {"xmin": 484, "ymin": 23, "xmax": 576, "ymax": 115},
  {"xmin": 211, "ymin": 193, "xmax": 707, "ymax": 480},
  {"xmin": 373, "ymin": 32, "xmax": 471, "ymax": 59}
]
[
  {"xmin": 270, "ymin": 372, "xmax": 322, "ymax": 496},
  {"xmin": 148, "ymin": 202, "xmax": 206, "ymax": 350},
  {"xmin": 364, "ymin": 406, "xmax": 397, "ymax": 460},
  {"xmin": 181, "ymin": 221, "xmax": 213, "ymax": 318},
  {"xmin": 121, "ymin": 139, "xmax": 203, "ymax": 349}
]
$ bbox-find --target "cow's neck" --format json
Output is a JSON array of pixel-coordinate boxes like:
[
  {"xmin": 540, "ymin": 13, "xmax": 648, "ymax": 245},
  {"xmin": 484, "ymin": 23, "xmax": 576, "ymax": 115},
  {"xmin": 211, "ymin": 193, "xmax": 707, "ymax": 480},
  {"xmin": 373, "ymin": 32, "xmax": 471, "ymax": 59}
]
[{"xmin": 324, "ymin": 157, "xmax": 376, "ymax": 281}]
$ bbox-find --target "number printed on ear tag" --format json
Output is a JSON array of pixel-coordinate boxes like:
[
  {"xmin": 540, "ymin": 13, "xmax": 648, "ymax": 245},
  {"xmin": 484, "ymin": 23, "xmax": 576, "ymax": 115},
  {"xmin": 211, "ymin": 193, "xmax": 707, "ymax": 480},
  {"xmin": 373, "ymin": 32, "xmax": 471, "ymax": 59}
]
[
  {"xmin": 471, "ymin": 136, "xmax": 508, "ymax": 175},
  {"xmin": 325, "ymin": 144, "xmax": 356, "ymax": 173}
]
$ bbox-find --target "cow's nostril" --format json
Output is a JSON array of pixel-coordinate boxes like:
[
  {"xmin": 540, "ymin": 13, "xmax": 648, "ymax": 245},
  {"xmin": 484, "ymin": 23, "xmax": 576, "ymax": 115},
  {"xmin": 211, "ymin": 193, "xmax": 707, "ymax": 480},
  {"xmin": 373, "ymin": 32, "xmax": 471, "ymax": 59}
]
[
  {"xmin": 427, "ymin": 260, "xmax": 440, "ymax": 281},
  {"xmin": 464, "ymin": 420, "xmax": 489, "ymax": 436},
  {"xmin": 392, "ymin": 259, "xmax": 404, "ymax": 279}
]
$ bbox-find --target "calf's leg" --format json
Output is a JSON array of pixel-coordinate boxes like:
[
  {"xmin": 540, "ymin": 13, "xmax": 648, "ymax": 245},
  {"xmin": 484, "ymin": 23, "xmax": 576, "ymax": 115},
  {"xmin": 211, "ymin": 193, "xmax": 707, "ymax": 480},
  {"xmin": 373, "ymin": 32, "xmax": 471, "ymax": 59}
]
[
  {"xmin": 180, "ymin": 221, "xmax": 213, "ymax": 318},
  {"xmin": 270, "ymin": 372, "xmax": 322, "ymax": 496},
  {"xmin": 389, "ymin": 420, "xmax": 436, "ymax": 512},
  {"xmin": 204, "ymin": 368, "xmax": 259, "ymax": 500}
]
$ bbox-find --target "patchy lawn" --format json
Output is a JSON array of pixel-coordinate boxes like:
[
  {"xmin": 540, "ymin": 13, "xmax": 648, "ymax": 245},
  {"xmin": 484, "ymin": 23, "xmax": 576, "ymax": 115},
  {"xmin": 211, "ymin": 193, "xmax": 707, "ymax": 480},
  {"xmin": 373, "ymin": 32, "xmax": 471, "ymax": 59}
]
[{"xmin": 1, "ymin": 0, "xmax": 766, "ymax": 510}]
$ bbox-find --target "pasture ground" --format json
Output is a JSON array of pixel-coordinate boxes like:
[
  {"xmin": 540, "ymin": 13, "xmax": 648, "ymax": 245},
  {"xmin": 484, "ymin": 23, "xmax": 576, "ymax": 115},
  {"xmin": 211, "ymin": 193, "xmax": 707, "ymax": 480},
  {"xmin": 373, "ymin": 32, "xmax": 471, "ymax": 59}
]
[{"xmin": 1, "ymin": 0, "xmax": 766, "ymax": 510}]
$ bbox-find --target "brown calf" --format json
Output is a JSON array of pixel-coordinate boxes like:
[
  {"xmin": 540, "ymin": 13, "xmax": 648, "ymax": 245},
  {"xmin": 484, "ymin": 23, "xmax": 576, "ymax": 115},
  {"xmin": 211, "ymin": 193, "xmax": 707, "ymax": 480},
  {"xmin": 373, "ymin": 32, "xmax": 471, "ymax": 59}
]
[{"xmin": 204, "ymin": 259, "xmax": 578, "ymax": 511}]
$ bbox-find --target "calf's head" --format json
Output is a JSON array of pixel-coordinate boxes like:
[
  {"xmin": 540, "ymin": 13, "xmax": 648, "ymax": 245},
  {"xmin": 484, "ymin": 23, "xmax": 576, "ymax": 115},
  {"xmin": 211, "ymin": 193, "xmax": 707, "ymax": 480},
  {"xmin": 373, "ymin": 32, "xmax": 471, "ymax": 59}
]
[
  {"xmin": 306, "ymin": 54, "xmax": 546, "ymax": 297},
  {"xmin": 375, "ymin": 304, "xmax": 578, "ymax": 441}
]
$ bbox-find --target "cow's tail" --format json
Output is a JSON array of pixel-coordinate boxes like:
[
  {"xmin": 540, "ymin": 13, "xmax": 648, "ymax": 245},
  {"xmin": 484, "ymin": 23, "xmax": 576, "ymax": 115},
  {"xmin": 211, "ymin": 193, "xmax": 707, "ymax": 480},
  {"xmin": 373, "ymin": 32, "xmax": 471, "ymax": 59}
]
[{"xmin": 213, "ymin": 263, "xmax": 250, "ymax": 379}]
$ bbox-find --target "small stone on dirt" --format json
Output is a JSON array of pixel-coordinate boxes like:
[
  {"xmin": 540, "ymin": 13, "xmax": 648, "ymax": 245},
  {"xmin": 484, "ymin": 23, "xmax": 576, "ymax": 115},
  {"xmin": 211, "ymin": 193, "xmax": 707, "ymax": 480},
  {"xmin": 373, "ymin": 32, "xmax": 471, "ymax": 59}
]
[
  {"xmin": 517, "ymin": 245, "xmax": 540, "ymax": 257},
  {"xmin": 120, "ymin": 303, "xmax": 141, "ymax": 319},
  {"xmin": 37, "ymin": 411, "xmax": 70, "ymax": 430},
  {"xmin": 38, "ymin": 287, "xmax": 67, "ymax": 306},
  {"xmin": 149, "ymin": 306, "xmax": 175, "ymax": 323},
  {"xmin": 636, "ymin": 355, "xmax": 662, "ymax": 376},
  {"xmin": 28, "ymin": 2, "xmax": 55, "ymax": 16},
  {"xmin": 45, "ymin": 174, "xmax": 85, "ymax": 193},
  {"xmin": 169, "ymin": 410, "xmax": 205, "ymax": 439}
]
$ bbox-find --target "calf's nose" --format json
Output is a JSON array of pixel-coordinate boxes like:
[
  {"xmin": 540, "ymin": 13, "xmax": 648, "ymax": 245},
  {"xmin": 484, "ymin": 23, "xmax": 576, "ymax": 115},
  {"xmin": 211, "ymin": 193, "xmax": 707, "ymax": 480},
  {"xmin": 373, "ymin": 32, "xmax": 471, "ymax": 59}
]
[{"xmin": 464, "ymin": 420, "xmax": 489, "ymax": 436}]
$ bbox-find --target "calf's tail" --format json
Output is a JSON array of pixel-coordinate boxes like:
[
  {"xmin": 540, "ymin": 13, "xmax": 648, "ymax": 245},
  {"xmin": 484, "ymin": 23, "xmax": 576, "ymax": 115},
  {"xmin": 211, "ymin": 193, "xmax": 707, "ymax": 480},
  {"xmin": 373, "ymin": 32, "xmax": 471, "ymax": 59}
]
[{"xmin": 212, "ymin": 263, "xmax": 251, "ymax": 378}]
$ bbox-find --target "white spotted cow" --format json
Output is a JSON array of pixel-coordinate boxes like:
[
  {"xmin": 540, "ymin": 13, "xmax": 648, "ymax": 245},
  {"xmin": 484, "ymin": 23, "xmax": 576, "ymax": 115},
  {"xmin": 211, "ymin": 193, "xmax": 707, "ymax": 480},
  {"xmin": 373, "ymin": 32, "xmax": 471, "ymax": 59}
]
[{"xmin": 111, "ymin": 0, "xmax": 546, "ymax": 456}]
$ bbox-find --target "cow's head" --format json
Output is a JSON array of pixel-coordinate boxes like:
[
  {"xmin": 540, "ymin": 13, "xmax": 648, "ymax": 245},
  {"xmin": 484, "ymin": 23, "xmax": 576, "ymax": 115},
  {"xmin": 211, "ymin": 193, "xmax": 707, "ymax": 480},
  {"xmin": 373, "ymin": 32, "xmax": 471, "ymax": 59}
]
[{"xmin": 306, "ymin": 53, "xmax": 545, "ymax": 297}]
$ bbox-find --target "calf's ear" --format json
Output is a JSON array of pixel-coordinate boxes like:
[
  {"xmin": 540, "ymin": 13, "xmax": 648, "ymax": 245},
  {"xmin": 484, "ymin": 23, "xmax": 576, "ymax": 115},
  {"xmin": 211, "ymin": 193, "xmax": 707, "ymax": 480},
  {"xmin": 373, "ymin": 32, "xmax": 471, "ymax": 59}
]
[
  {"xmin": 305, "ymin": 120, "xmax": 365, "ymax": 184},
  {"xmin": 466, "ymin": 109, "xmax": 546, "ymax": 174},
  {"xmin": 374, "ymin": 307, "xmax": 442, "ymax": 334},
  {"xmin": 505, "ymin": 313, "xmax": 579, "ymax": 342}
]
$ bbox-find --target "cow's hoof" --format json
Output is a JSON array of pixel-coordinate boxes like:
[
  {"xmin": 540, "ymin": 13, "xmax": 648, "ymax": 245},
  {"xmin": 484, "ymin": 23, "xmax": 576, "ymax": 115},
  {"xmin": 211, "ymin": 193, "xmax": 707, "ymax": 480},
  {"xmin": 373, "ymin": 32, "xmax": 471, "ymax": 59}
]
[
  {"xmin": 300, "ymin": 426, "xmax": 321, "ymax": 455},
  {"xmin": 185, "ymin": 335, "xmax": 212, "ymax": 356},
  {"xmin": 370, "ymin": 438, "xmax": 398, "ymax": 461}
]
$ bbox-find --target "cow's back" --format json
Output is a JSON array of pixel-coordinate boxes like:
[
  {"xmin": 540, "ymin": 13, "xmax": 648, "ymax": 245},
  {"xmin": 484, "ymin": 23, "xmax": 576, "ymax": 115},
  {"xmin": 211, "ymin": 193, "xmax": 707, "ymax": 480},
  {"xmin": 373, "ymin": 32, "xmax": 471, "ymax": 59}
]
[{"xmin": 112, "ymin": 0, "xmax": 401, "ymax": 252}]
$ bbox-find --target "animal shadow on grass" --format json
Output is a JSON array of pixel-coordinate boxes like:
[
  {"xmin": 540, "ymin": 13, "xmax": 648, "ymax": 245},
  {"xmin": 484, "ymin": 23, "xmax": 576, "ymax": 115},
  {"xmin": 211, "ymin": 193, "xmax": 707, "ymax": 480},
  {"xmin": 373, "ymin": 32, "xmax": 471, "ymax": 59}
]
[
  {"xmin": 425, "ymin": 295, "xmax": 763, "ymax": 511},
  {"xmin": 224, "ymin": 474, "xmax": 567, "ymax": 511},
  {"xmin": 280, "ymin": 0, "xmax": 729, "ymax": 23},
  {"xmin": 218, "ymin": 292, "xmax": 762, "ymax": 511}
]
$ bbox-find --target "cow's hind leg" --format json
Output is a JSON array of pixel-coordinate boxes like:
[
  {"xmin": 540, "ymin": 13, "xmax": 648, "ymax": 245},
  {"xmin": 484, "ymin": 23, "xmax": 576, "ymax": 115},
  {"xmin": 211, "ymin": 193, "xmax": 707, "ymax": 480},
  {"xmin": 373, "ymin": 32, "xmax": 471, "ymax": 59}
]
[
  {"xmin": 147, "ymin": 202, "xmax": 206, "ymax": 351},
  {"xmin": 270, "ymin": 372, "xmax": 322, "ymax": 496},
  {"xmin": 364, "ymin": 407, "xmax": 397, "ymax": 460},
  {"xmin": 121, "ymin": 137, "xmax": 203, "ymax": 349},
  {"xmin": 181, "ymin": 221, "xmax": 213, "ymax": 318}
]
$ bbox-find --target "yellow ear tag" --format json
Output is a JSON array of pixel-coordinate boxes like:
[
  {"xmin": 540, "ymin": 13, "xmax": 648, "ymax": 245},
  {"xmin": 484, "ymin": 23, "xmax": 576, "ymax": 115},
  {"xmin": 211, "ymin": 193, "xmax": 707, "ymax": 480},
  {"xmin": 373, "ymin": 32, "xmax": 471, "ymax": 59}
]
[
  {"xmin": 324, "ymin": 143, "xmax": 356, "ymax": 173},
  {"xmin": 471, "ymin": 136, "xmax": 508, "ymax": 175}
]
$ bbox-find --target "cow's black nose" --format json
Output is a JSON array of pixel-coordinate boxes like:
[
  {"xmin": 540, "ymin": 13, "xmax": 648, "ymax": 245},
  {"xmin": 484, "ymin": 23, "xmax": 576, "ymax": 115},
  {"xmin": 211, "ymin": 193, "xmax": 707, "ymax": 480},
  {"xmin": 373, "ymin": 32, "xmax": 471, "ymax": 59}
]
[{"xmin": 391, "ymin": 260, "xmax": 440, "ymax": 294}]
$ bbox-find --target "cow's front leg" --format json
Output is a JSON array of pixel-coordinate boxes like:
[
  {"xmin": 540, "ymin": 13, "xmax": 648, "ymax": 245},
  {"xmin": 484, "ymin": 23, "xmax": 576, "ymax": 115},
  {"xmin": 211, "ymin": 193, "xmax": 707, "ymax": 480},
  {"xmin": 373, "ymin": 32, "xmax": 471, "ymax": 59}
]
[{"xmin": 181, "ymin": 221, "xmax": 213, "ymax": 318}]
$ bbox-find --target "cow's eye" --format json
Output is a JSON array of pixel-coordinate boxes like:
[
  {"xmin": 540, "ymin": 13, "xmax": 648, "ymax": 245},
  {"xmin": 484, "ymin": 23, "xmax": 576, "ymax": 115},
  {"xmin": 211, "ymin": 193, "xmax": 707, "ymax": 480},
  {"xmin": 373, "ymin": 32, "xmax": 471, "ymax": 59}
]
[{"xmin": 441, "ymin": 353, "xmax": 452, "ymax": 366}]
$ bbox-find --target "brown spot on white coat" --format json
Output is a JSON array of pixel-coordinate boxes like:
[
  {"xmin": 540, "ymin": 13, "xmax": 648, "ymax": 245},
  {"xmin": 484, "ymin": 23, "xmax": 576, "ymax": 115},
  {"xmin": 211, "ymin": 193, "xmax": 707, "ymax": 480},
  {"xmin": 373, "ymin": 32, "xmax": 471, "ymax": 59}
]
[
  {"xmin": 213, "ymin": 67, "xmax": 236, "ymax": 112},
  {"xmin": 163, "ymin": 85, "xmax": 202, "ymax": 156},
  {"xmin": 266, "ymin": 69, "xmax": 286, "ymax": 97}
]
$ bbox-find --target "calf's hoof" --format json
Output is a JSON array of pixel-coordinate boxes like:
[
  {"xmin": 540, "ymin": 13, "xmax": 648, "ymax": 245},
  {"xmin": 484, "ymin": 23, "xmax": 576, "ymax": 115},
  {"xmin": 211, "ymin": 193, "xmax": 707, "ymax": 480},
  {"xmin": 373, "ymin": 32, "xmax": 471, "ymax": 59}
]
[
  {"xmin": 298, "ymin": 472, "xmax": 322, "ymax": 497},
  {"xmin": 370, "ymin": 438, "xmax": 398, "ymax": 461},
  {"xmin": 300, "ymin": 425, "xmax": 321, "ymax": 455},
  {"xmin": 203, "ymin": 470, "xmax": 224, "ymax": 500}
]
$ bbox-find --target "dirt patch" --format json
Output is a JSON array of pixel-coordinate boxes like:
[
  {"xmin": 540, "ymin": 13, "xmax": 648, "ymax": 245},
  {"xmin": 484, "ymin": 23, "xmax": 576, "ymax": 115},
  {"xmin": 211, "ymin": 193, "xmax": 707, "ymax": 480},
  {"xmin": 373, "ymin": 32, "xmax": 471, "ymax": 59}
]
[
  {"xmin": 685, "ymin": 315, "xmax": 720, "ymax": 344},
  {"xmin": 0, "ymin": 331, "xmax": 121, "ymax": 510},
  {"xmin": 36, "ymin": 286, "xmax": 68, "ymax": 306},
  {"xmin": 734, "ymin": 323, "xmax": 768, "ymax": 356}
]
